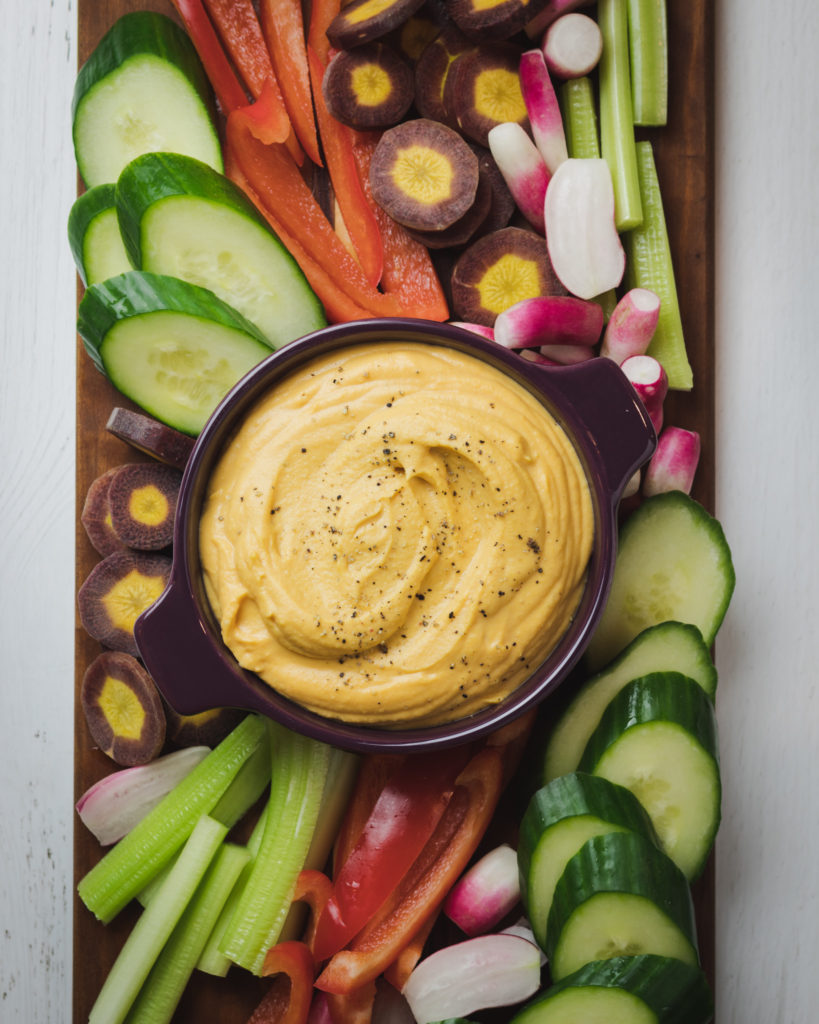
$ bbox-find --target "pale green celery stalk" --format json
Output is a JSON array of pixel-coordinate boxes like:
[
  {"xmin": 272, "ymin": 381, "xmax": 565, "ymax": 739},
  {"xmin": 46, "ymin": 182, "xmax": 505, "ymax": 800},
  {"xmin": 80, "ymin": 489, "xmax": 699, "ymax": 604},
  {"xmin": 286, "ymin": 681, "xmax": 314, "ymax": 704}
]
[
  {"xmin": 139, "ymin": 730, "xmax": 270, "ymax": 909},
  {"xmin": 628, "ymin": 0, "xmax": 668, "ymax": 125},
  {"xmin": 218, "ymin": 721, "xmax": 332, "ymax": 975},
  {"xmin": 196, "ymin": 804, "xmax": 270, "ymax": 977},
  {"xmin": 88, "ymin": 815, "xmax": 227, "ymax": 1024},
  {"xmin": 598, "ymin": 0, "xmax": 643, "ymax": 230},
  {"xmin": 209, "ymin": 728, "xmax": 272, "ymax": 828},
  {"xmin": 124, "ymin": 843, "xmax": 250, "ymax": 1024},
  {"xmin": 625, "ymin": 140, "xmax": 693, "ymax": 390},
  {"xmin": 137, "ymin": 858, "xmax": 174, "ymax": 908},
  {"xmin": 561, "ymin": 77, "xmax": 600, "ymax": 160},
  {"xmin": 278, "ymin": 745, "xmax": 360, "ymax": 942},
  {"xmin": 78, "ymin": 714, "xmax": 267, "ymax": 923}
]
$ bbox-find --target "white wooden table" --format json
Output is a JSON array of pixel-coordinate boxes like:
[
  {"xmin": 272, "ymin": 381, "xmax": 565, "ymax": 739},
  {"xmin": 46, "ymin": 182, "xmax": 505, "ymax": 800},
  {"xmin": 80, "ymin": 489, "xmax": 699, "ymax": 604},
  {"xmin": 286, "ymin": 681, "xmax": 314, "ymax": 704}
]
[{"xmin": 2, "ymin": 1, "xmax": 817, "ymax": 1020}]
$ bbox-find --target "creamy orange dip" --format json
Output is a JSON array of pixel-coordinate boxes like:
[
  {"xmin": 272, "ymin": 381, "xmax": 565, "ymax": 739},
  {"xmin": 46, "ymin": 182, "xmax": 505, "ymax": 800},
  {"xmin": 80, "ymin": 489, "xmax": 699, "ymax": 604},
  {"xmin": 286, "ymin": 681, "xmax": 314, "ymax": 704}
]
[{"xmin": 199, "ymin": 342, "xmax": 593, "ymax": 727}]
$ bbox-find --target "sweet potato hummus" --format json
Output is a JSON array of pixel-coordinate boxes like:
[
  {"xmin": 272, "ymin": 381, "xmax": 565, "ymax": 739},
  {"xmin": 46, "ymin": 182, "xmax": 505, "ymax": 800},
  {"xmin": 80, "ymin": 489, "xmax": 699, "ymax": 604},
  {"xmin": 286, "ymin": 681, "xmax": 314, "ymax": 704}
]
[{"xmin": 199, "ymin": 342, "xmax": 593, "ymax": 727}]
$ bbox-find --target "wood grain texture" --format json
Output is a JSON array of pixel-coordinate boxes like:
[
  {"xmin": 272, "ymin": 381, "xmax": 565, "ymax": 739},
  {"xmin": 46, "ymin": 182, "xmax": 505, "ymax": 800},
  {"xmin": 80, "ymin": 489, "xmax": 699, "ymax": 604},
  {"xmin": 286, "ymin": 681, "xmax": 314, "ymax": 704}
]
[{"xmin": 72, "ymin": 1, "xmax": 715, "ymax": 1021}]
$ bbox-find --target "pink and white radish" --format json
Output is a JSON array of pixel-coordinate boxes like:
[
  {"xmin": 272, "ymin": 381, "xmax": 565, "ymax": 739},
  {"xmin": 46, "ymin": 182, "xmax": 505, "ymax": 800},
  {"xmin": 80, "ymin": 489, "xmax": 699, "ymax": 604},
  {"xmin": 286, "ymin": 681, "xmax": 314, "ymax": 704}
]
[
  {"xmin": 401, "ymin": 933, "xmax": 542, "ymax": 1022},
  {"xmin": 524, "ymin": 0, "xmax": 595, "ymax": 40},
  {"xmin": 487, "ymin": 123, "xmax": 550, "ymax": 233},
  {"xmin": 449, "ymin": 321, "xmax": 496, "ymax": 340},
  {"xmin": 643, "ymin": 426, "xmax": 701, "ymax": 496},
  {"xmin": 544, "ymin": 157, "xmax": 626, "ymax": 299},
  {"xmin": 620, "ymin": 353, "xmax": 668, "ymax": 433},
  {"xmin": 600, "ymin": 287, "xmax": 661, "ymax": 362},
  {"xmin": 518, "ymin": 49, "xmax": 568, "ymax": 173},
  {"xmin": 75, "ymin": 746, "xmax": 211, "ymax": 846},
  {"xmin": 443, "ymin": 843, "xmax": 521, "ymax": 936},
  {"xmin": 494, "ymin": 295, "xmax": 603, "ymax": 349},
  {"xmin": 542, "ymin": 13, "xmax": 603, "ymax": 79}
]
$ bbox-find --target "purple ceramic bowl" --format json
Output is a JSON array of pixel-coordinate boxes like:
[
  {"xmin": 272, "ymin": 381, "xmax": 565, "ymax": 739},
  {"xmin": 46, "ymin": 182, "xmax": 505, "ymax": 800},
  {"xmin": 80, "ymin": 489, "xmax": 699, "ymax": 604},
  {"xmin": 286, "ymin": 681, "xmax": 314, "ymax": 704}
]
[{"xmin": 135, "ymin": 319, "xmax": 655, "ymax": 753}]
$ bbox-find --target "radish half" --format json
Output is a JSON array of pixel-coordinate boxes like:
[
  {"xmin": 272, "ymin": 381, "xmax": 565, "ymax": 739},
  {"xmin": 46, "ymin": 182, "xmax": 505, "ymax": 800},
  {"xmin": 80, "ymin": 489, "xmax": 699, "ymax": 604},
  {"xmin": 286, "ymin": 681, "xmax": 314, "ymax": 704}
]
[{"xmin": 544, "ymin": 157, "xmax": 625, "ymax": 299}]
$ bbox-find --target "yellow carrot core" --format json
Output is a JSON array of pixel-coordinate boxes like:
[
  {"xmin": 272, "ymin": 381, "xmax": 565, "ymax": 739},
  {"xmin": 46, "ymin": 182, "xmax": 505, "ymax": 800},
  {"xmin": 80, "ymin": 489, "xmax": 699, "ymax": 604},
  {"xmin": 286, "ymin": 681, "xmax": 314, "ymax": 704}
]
[
  {"xmin": 352, "ymin": 63, "xmax": 393, "ymax": 107},
  {"xmin": 476, "ymin": 254, "xmax": 542, "ymax": 314},
  {"xmin": 102, "ymin": 569, "xmax": 167, "ymax": 631},
  {"xmin": 98, "ymin": 677, "xmax": 146, "ymax": 739},
  {"xmin": 391, "ymin": 146, "xmax": 453, "ymax": 205},
  {"xmin": 128, "ymin": 484, "xmax": 169, "ymax": 527}
]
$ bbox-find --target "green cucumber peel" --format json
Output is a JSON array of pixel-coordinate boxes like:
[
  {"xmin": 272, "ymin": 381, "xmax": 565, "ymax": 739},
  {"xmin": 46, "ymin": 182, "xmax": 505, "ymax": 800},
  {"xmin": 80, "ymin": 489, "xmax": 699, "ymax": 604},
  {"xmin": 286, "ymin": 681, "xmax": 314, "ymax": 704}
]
[
  {"xmin": 78, "ymin": 270, "xmax": 271, "ymax": 373},
  {"xmin": 72, "ymin": 11, "xmax": 221, "ymax": 187},
  {"xmin": 514, "ymin": 954, "xmax": 713, "ymax": 1024},
  {"xmin": 518, "ymin": 772, "xmax": 660, "ymax": 949},
  {"xmin": 68, "ymin": 184, "xmax": 132, "ymax": 285},
  {"xmin": 578, "ymin": 672, "xmax": 721, "ymax": 879},
  {"xmin": 585, "ymin": 491, "xmax": 736, "ymax": 671},
  {"xmin": 87, "ymin": 814, "xmax": 228, "ymax": 1024},
  {"xmin": 544, "ymin": 620, "xmax": 717, "ymax": 784},
  {"xmin": 115, "ymin": 152, "xmax": 273, "ymax": 270},
  {"xmin": 546, "ymin": 830, "xmax": 698, "ymax": 975},
  {"xmin": 78, "ymin": 714, "xmax": 267, "ymax": 923},
  {"xmin": 578, "ymin": 672, "xmax": 720, "ymax": 776}
]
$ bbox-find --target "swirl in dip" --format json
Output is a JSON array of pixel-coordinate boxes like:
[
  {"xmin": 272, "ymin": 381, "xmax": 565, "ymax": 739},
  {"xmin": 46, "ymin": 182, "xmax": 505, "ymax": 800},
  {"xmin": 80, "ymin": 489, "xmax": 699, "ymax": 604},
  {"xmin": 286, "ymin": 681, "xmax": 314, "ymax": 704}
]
[{"xmin": 199, "ymin": 342, "xmax": 593, "ymax": 727}]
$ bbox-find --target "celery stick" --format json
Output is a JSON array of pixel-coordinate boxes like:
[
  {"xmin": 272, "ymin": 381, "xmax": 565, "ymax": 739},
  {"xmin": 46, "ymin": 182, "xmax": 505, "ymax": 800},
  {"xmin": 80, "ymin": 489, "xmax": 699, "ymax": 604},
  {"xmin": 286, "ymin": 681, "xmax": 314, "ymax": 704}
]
[
  {"xmin": 88, "ymin": 815, "xmax": 227, "ymax": 1024},
  {"xmin": 79, "ymin": 714, "xmax": 266, "ymax": 923},
  {"xmin": 125, "ymin": 843, "xmax": 250, "ymax": 1024},
  {"xmin": 209, "ymin": 728, "xmax": 271, "ymax": 828},
  {"xmin": 628, "ymin": 0, "xmax": 668, "ymax": 125},
  {"xmin": 625, "ymin": 141, "xmax": 693, "ymax": 390},
  {"xmin": 560, "ymin": 77, "xmax": 600, "ymax": 160},
  {"xmin": 137, "ymin": 857, "xmax": 174, "ymax": 908},
  {"xmin": 219, "ymin": 721, "xmax": 332, "ymax": 975},
  {"xmin": 598, "ymin": 0, "xmax": 643, "ymax": 230},
  {"xmin": 196, "ymin": 804, "xmax": 270, "ymax": 977}
]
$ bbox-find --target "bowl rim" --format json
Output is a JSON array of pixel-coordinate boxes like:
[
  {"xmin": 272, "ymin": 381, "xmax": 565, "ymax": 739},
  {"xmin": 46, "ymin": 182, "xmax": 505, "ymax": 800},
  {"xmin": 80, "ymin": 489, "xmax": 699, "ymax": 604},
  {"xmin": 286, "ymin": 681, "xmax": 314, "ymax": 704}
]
[{"xmin": 135, "ymin": 318, "xmax": 655, "ymax": 753}]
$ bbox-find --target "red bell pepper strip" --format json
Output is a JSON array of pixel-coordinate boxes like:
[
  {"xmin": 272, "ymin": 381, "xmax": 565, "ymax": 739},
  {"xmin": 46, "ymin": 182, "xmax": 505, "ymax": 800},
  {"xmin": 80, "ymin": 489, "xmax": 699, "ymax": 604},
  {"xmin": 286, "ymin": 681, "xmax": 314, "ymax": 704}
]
[
  {"xmin": 226, "ymin": 149, "xmax": 378, "ymax": 323},
  {"xmin": 170, "ymin": 0, "xmax": 249, "ymax": 114},
  {"xmin": 225, "ymin": 119, "xmax": 404, "ymax": 319},
  {"xmin": 292, "ymin": 869, "xmax": 335, "ymax": 951},
  {"xmin": 259, "ymin": 0, "xmax": 323, "ymax": 167},
  {"xmin": 307, "ymin": 0, "xmax": 342, "ymax": 67},
  {"xmin": 307, "ymin": 45, "xmax": 383, "ymax": 288},
  {"xmin": 311, "ymin": 745, "xmax": 471, "ymax": 962},
  {"xmin": 331, "ymin": 755, "xmax": 401, "ymax": 878},
  {"xmin": 228, "ymin": 77, "xmax": 292, "ymax": 146},
  {"xmin": 247, "ymin": 941, "xmax": 315, "ymax": 1024},
  {"xmin": 382, "ymin": 912, "xmax": 438, "ymax": 991},
  {"xmin": 314, "ymin": 745, "xmax": 505, "ymax": 994},
  {"xmin": 203, "ymin": 0, "xmax": 277, "ymax": 99},
  {"xmin": 325, "ymin": 982, "xmax": 377, "ymax": 1024},
  {"xmin": 349, "ymin": 131, "xmax": 450, "ymax": 322}
]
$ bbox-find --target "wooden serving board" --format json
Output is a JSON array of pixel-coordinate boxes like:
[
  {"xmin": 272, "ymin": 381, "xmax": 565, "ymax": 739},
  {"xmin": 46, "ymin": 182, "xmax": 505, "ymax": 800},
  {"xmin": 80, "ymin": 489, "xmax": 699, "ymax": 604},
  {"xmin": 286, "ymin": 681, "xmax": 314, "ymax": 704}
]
[{"xmin": 73, "ymin": 2, "xmax": 715, "ymax": 1020}]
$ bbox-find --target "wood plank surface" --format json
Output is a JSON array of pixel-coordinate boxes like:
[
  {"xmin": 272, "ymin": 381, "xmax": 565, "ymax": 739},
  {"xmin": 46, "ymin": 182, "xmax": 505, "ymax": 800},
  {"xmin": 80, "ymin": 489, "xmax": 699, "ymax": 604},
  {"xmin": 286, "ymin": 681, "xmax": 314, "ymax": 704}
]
[{"xmin": 73, "ymin": 2, "xmax": 715, "ymax": 1020}]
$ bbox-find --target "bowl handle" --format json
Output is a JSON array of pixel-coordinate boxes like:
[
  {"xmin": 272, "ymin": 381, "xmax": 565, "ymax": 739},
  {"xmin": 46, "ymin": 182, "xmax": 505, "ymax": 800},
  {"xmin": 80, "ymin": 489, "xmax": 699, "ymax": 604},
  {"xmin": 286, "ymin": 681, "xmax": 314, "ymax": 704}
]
[
  {"xmin": 541, "ymin": 358, "xmax": 657, "ymax": 498},
  {"xmin": 134, "ymin": 573, "xmax": 271, "ymax": 717}
]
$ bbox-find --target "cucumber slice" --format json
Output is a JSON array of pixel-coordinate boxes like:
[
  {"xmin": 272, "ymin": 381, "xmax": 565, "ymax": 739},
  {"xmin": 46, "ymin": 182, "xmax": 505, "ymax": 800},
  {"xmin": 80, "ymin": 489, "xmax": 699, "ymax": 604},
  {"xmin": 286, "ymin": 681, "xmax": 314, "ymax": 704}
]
[
  {"xmin": 78, "ymin": 271, "xmax": 274, "ymax": 436},
  {"xmin": 546, "ymin": 831, "xmax": 698, "ymax": 981},
  {"xmin": 585, "ymin": 491, "xmax": 735, "ymax": 671},
  {"xmin": 512, "ymin": 954, "xmax": 713, "ymax": 1023},
  {"xmin": 116, "ymin": 153, "xmax": 326, "ymax": 348},
  {"xmin": 68, "ymin": 184, "xmax": 133, "ymax": 286},
  {"xmin": 518, "ymin": 773, "xmax": 658, "ymax": 952},
  {"xmin": 544, "ymin": 621, "xmax": 716, "ymax": 783},
  {"xmin": 72, "ymin": 11, "xmax": 222, "ymax": 188},
  {"xmin": 578, "ymin": 672, "xmax": 721, "ymax": 880}
]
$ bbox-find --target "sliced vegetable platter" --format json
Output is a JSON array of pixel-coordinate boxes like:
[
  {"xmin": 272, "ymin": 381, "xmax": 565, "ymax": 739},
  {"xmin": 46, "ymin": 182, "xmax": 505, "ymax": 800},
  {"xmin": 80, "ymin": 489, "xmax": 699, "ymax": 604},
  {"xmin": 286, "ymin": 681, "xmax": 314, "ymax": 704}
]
[{"xmin": 73, "ymin": 0, "xmax": 717, "ymax": 1021}]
